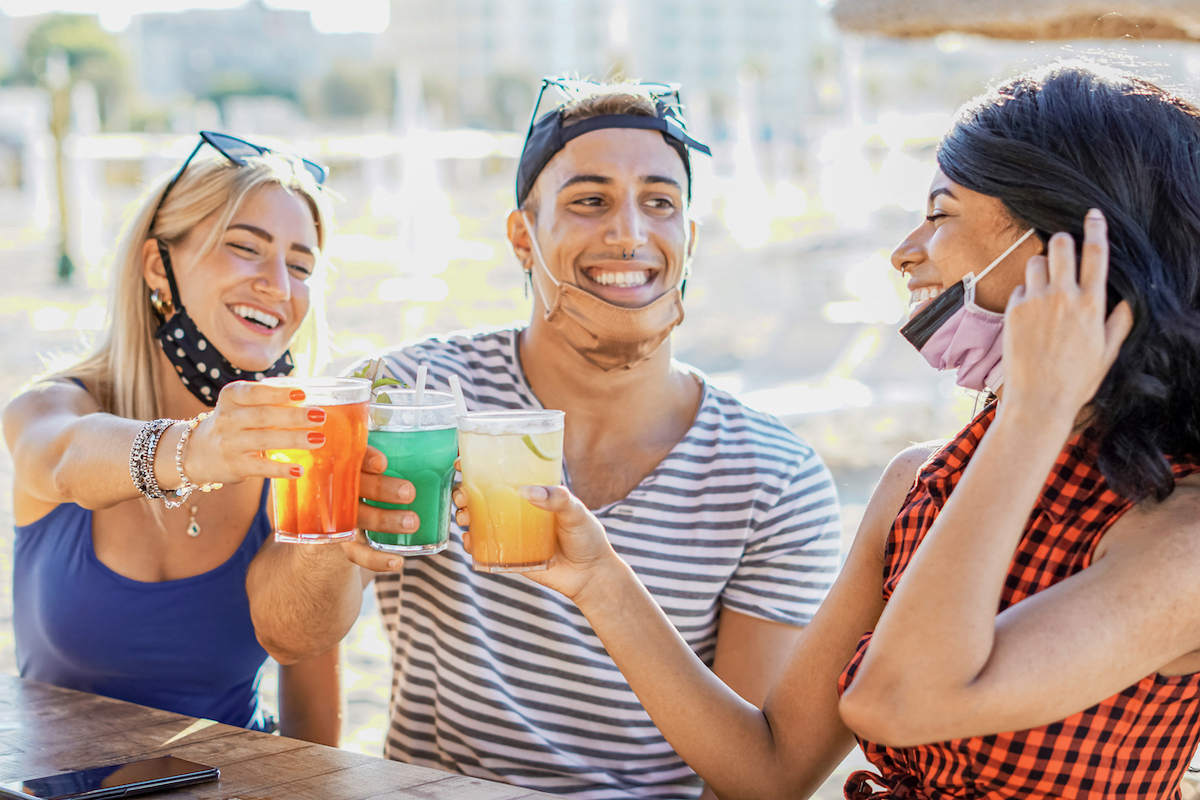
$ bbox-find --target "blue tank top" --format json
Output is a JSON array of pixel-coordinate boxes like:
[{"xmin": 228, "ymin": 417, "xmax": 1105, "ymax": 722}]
[{"xmin": 13, "ymin": 484, "xmax": 274, "ymax": 730}]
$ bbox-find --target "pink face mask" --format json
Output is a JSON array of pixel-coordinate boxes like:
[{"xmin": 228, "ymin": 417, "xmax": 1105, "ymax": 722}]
[{"xmin": 899, "ymin": 228, "xmax": 1037, "ymax": 393}]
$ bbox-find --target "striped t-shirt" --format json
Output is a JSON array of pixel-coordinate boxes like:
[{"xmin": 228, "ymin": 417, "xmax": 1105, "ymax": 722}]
[{"xmin": 366, "ymin": 325, "xmax": 841, "ymax": 799}]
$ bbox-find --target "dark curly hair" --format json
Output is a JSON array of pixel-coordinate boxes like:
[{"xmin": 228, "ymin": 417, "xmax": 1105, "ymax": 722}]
[{"xmin": 937, "ymin": 61, "xmax": 1200, "ymax": 501}]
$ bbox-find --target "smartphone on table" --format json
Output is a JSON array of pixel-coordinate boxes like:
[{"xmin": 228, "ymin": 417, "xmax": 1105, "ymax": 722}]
[{"xmin": 0, "ymin": 755, "xmax": 219, "ymax": 799}]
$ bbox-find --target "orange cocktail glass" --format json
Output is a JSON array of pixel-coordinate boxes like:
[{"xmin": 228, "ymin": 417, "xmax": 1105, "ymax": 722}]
[{"xmin": 262, "ymin": 377, "xmax": 370, "ymax": 543}]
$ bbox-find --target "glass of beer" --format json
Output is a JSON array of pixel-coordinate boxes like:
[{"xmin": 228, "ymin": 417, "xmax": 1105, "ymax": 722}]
[
  {"xmin": 262, "ymin": 376, "xmax": 370, "ymax": 544},
  {"xmin": 364, "ymin": 391, "xmax": 458, "ymax": 555},
  {"xmin": 457, "ymin": 409, "xmax": 564, "ymax": 572}
]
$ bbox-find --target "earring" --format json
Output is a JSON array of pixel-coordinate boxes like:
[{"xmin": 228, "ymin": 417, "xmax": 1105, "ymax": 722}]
[
  {"xmin": 150, "ymin": 289, "xmax": 174, "ymax": 317},
  {"xmin": 523, "ymin": 269, "xmax": 531, "ymax": 300}
]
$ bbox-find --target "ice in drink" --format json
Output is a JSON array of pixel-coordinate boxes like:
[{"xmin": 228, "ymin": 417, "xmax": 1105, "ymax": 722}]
[
  {"xmin": 263, "ymin": 377, "xmax": 370, "ymax": 543},
  {"xmin": 457, "ymin": 410, "xmax": 564, "ymax": 572}
]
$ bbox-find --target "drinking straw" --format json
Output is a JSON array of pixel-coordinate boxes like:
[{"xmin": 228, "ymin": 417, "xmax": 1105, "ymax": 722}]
[
  {"xmin": 413, "ymin": 364, "xmax": 428, "ymax": 428},
  {"xmin": 448, "ymin": 374, "xmax": 470, "ymax": 418}
]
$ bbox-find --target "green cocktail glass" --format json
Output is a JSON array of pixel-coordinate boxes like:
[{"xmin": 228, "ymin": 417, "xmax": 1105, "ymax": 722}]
[{"xmin": 364, "ymin": 390, "xmax": 458, "ymax": 555}]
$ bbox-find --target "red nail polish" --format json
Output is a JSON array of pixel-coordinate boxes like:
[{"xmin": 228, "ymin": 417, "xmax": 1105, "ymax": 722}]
[
  {"xmin": 308, "ymin": 408, "xmax": 326, "ymax": 423},
  {"xmin": 290, "ymin": 465, "xmax": 303, "ymax": 477},
  {"xmin": 289, "ymin": 389, "xmax": 306, "ymax": 401},
  {"xmin": 308, "ymin": 432, "xmax": 325, "ymax": 444}
]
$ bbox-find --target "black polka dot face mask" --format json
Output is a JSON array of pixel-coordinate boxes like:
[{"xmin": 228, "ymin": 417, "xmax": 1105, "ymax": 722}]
[{"xmin": 153, "ymin": 240, "xmax": 294, "ymax": 406}]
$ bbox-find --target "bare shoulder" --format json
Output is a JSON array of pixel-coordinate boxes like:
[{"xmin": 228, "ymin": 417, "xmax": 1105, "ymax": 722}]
[
  {"xmin": 1099, "ymin": 475, "xmax": 1200, "ymax": 562},
  {"xmin": 1127, "ymin": 475, "xmax": 1200, "ymax": 530},
  {"xmin": 888, "ymin": 440, "xmax": 943, "ymax": 477},
  {"xmin": 873, "ymin": 441, "xmax": 943, "ymax": 506},
  {"xmin": 847, "ymin": 441, "xmax": 945, "ymax": 561},
  {"xmin": 3, "ymin": 378, "xmax": 98, "ymax": 442}
]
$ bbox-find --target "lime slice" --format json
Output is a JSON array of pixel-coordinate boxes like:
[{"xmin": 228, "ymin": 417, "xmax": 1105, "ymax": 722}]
[
  {"xmin": 369, "ymin": 406, "xmax": 391, "ymax": 428},
  {"xmin": 522, "ymin": 433, "xmax": 560, "ymax": 461}
]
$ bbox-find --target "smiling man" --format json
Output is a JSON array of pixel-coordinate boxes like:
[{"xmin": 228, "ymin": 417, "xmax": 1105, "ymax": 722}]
[{"xmin": 248, "ymin": 80, "xmax": 841, "ymax": 799}]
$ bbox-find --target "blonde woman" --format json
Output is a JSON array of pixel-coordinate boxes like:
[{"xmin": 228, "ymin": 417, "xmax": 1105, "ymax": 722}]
[{"xmin": 3, "ymin": 133, "xmax": 342, "ymax": 742}]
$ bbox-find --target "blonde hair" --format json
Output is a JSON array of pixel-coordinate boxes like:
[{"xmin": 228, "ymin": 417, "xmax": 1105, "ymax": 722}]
[{"xmin": 56, "ymin": 150, "xmax": 334, "ymax": 421}]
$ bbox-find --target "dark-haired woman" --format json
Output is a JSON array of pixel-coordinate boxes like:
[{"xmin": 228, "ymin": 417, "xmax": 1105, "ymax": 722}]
[{"xmin": 479, "ymin": 62, "xmax": 1200, "ymax": 798}]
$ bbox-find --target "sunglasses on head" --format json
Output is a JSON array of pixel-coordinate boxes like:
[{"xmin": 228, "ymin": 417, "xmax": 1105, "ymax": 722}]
[
  {"xmin": 150, "ymin": 130, "xmax": 327, "ymax": 229},
  {"xmin": 526, "ymin": 78, "xmax": 688, "ymax": 139}
]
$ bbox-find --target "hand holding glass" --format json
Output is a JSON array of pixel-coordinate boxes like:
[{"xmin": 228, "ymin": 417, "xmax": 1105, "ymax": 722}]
[
  {"xmin": 262, "ymin": 377, "xmax": 370, "ymax": 543},
  {"xmin": 457, "ymin": 410, "xmax": 564, "ymax": 572},
  {"xmin": 364, "ymin": 391, "xmax": 458, "ymax": 555}
]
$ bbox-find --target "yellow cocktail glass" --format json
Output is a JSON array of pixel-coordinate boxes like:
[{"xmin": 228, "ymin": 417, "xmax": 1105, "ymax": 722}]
[{"xmin": 457, "ymin": 410, "xmax": 564, "ymax": 572}]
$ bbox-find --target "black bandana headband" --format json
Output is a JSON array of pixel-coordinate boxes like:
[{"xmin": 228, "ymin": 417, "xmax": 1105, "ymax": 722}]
[{"xmin": 515, "ymin": 81, "xmax": 712, "ymax": 208}]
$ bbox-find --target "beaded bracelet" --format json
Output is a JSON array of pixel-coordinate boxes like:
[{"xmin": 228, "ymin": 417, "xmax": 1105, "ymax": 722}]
[
  {"xmin": 165, "ymin": 412, "xmax": 223, "ymax": 508},
  {"xmin": 128, "ymin": 418, "xmax": 176, "ymax": 500}
]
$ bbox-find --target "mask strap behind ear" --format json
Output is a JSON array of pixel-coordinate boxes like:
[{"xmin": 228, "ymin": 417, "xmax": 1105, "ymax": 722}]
[
  {"xmin": 156, "ymin": 240, "xmax": 184, "ymax": 309},
  {"xmin": 964, "ymin": 228, "xmax": 1037, "ymax": 298},
  {"xmin": 520, "ymin": 212, "xmax": 560, "ymax": 314}
]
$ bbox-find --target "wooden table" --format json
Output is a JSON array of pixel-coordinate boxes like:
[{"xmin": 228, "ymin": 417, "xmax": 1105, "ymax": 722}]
[{"xmin": 0, "ymin": 674, "xmax": 554, "ymax": 799}]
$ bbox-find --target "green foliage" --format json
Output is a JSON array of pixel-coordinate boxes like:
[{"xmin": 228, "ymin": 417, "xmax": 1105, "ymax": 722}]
[
  {"xmin": 22, "ymin": 14, "xmax": 125, "ymax": 91},
  {"xmin": 17, "ymin": 14, "xmax": 128, "ymax": 132},
  {"xmin": 350, "ymin": 360, "xmax": 410, "ymax": 402}
]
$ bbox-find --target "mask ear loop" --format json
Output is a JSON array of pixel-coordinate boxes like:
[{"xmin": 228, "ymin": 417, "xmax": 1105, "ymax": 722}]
[
  {"xmin": 520, "ymin": 212, "xmax": 560, "ymax": 314},
  {"xmin": 963, "ymin": 227, "xmax": 1037, "ymax": 304},
  {"xmin": 154, "ymin": 240, "xmax": 185, "ymax": 322}
]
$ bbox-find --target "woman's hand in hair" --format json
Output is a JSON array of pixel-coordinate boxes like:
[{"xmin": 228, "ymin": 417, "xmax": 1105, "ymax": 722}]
[
  {"xmin": 181, "ymin": 381, "xmax": 331, "ymax": 487},
  {"xmin": 1001, "ymin": 210, "xmax": 1133, "ymax": 427}
]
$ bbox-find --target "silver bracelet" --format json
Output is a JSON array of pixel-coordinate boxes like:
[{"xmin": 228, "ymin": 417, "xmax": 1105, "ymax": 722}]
[
  {"xmin": 129, "ymin": 418, "xmax": 176, "ymax": 500},
  {"xmin": 165, "ymin": 412, "xmax": 222, "ymax": 508}
]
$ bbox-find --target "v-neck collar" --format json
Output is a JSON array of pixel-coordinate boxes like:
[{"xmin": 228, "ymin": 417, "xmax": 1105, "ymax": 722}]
[{"xmin": 503, "ymin": 327, "xmax": 711, "ymax": 514}]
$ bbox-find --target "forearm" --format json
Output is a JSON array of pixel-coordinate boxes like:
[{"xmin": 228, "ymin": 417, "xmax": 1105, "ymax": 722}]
[
  {"xmin": 278, "ymin": 646, "xmax": 342, "ymax": 746},
  {"xmin": 247, "ymin": 543, "xmax": 365, "ymax": 664},
  {"xmin": 573, "ymin": 559, "xmax": 799, "ymax": 800},
  {"xmin": 843, "ymin": 404, "xmax": 1075, "ymax": 738},
  {"xmin": 19, "ymin": 412, "xmax": 188, "ymax": 511}
]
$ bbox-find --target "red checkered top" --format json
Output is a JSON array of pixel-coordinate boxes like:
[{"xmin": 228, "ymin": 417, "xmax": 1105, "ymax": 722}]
[{"xmin": 839, "ymin": 404, "xmax": 1200, "ymax": 799}]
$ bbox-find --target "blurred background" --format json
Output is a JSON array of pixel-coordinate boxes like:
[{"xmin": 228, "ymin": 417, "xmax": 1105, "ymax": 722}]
[{"xmin": 2, "ymin": 0, "xmax": 1200, "ymax": 794}]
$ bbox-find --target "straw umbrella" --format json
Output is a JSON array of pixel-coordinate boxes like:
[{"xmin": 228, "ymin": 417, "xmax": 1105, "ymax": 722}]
[{"xmin": 830, "ymin": 0, "xmax": 1200, "ymax": 41}]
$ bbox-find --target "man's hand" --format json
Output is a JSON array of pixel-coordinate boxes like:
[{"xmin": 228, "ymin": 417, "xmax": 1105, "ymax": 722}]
[{"xmin": 346, "ymin": 444, "xmax": 416, "ymax": 572}]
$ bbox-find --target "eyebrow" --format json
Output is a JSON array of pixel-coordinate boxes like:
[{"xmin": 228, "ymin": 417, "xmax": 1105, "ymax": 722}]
[
  {"xmin": 929, "ymin": 187, "xmax": 956, "ymax": 203},
  {"xmin": 559, "ymin": 175, "xmax": 612, "ymax": 191},
  {"xmin": 228, "ymin": 223, "xmax": 314, "ymax": 256},
  {"xmin": 643, "ymin": 175, "xmax": 682, "ymax": 190},
  {"xmin": 558, "ymin": 174, "xmax": 683, "ymax": 192}
]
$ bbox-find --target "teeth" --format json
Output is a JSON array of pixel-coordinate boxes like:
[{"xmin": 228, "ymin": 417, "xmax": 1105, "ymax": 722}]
[
  {"xmin": 590, "ymin": 271, "xmax": 649, "ymax": 287},
  {"xmin": 232, "ymin": 304, "xmax": 281, "ymax": 329},
  {"xmin": 909, "ymin": 286, "xmax": 943, "ymax": 306}
]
